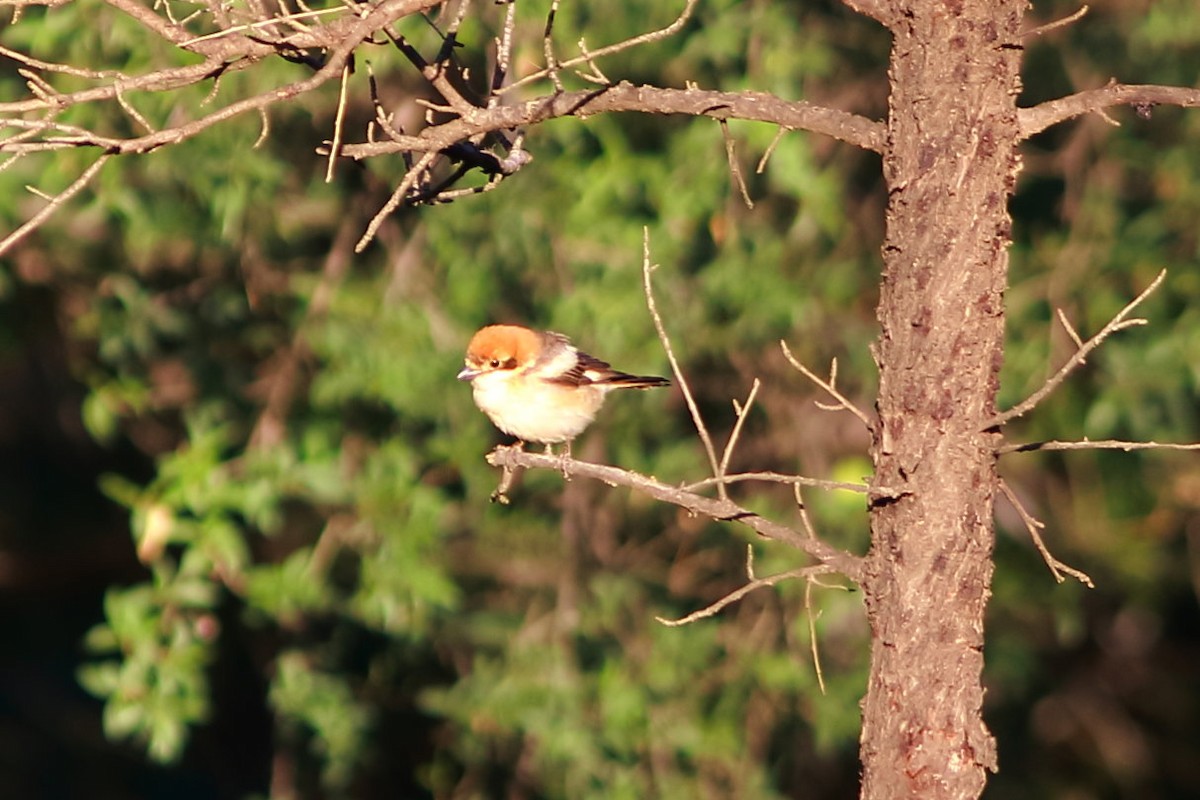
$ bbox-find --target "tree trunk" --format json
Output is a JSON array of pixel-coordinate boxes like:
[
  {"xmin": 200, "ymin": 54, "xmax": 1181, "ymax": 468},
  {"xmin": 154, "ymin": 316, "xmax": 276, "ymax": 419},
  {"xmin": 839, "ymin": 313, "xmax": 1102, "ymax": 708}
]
[{"xmin": 860, "ymin": 2, "xmax": 1024, "ymax": 798}]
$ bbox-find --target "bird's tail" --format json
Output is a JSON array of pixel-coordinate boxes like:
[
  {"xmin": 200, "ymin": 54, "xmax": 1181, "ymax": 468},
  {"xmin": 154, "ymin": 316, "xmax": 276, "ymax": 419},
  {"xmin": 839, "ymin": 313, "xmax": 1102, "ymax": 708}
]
[{"xmin": 600, "ymin": 373, "xmax": 671, "ymax": 389}]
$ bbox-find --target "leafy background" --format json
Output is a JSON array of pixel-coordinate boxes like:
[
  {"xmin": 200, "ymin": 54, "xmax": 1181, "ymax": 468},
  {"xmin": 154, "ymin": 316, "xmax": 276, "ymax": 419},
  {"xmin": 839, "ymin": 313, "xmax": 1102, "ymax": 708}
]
[{"xmin": 0, "ymin": 1, "xmax": 1197, "ymax": 798}]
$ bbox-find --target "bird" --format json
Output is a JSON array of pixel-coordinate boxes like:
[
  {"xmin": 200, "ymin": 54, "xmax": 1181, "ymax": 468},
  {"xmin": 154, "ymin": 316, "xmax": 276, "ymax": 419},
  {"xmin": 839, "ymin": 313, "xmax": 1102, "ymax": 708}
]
[{"xmin": 457, "ymin": 324, "xmax": 670, "ymax": 453}]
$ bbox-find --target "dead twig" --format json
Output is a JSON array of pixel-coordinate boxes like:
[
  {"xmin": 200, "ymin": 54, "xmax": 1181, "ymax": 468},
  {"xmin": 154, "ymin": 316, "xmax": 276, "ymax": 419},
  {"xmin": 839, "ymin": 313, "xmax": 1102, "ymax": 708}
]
[
  {"xmin": 756, "ymin": 125, "xmax": 789, "ymax": 174},
  {"xmin": 998, "ymin": 478, "xmax": 1094, "ymax": 587},
  {"xmin": 715, "ymin": 379, "xmax": 761, "ymax": 500},
  {"xmin": 719, "ymin": 118, "xmax": 754, "ymax": 209},
  {"xmin": 682, "ymin": 471, "xmax": 873, "ymax": 495},
  {"xmin": 0, "ymin": 153, "xmax": 110, "ymax": 259},
  {"xmin": 1020, "ymin": 83, "xmax": 1200, "ymax": 140},
  {"xmin": 987, "ymin": 269, "xmax": 1166, "ymax": 428},
  {"xmin": 642, "ymin": 229, "xmax": 724, "ymax": 492},
  {"xmin": 1001, "ymin": 439, "xmax": 1200, "ymax": 455},
  {"xmin": 486, "ymin": 447, "xmax": 865, "ymax": 581},
  {"xmin": 355, "ymin": 150, "xmax": 439, "ymax": 251},
  {"xmin": 656, "ymin": 563, "xmax": 834, "ymax": 626},
  {"xmin": 805, "ymin": 578, "xmax": 826, "ymax": 694},
  {"xmin": 1024, "ymin": 4, "xmax": 1088, "ymax": 38},
  {"xmin": 780, "ymin": 342, "xmax": 874, "ymax": 432},
  {"xmin": 502, "ymin": 0, "xmax": 701, "ymax": 95},
  {"xmin": 324, "ymin": 61, "xmax": 353, "ymax": 182}
]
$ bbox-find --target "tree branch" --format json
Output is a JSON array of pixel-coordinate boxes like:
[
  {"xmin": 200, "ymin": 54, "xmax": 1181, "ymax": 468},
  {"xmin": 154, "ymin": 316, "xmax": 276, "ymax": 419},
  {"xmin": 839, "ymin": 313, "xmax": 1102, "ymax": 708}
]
[
  {"xmin": 340, "ymin": 82, "xmax": 887, "ymax": 157},
  {"xmin": 641, "ymin": 230, "xmax": 724, "ymax": 496},
  {"xmin": 986, "ymin": 269, "xmax": 1165, "ymax": 429},
  {"xmin": 1020, "ymin": 82, "xmax": 1200, "ymax": 139},
  {"xmin": 1001, "ymin": 439, "xmax": 1200, "ymax": 455},
  {"xmin": 0, "ymin": 153, "xmax": 110, "ymax": 258},
  {"xmin": 681, "ymin": 471, "xmax": 874, "ymax": 495},
  {"xmin": 779, "ymin": 342, "xmax": 874, "ymax": 432},
  {"xmin": 485, "ymin": 447, "xmax": 865, "ymax": 583},
  {"xmin": 656, "ymin": 563, "xmax": 834, "ymax": 626},
  {"xmin": 998, "ymin": 479, "xmax": 1094, "ymax": 588}
]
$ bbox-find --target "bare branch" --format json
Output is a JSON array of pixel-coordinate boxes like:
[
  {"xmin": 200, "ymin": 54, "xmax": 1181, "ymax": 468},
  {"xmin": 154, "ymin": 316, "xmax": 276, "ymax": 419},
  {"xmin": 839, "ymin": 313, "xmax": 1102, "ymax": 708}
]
[
  {"xmin": 805, "ymin": 578, "xmax": 827, "ymax": 694},
  {"xmin": 340, "ymin": 83, "xmax": 887, "ymax": 157},
  {"xmin": 1056, "ymin": 307, "xmax": 1083, "ymax": 349},
  {"xmin": 987, "ymin": 270, "xmax": 1166, "ymax": 428},
  {"xmin": 779, "ymin": 342, "xmax": 874, "ymax": 432},
  {"xmin": 1020, "ymin": 82, "xmax": 1200, "ymax": 139},
  {"xmin": 541, "ymin": 0, "xmax": 565, "ymax": 92},
  {"xmin": 486, "ymin": 447, "xmax": 865, "ymax": 581},
  {"xmin": 756, "ymin": 125, "xmax": 789, "ymax": 174},
  {"xmin": 998, "ymin": 479, "xmax": 1094, "ymax": 588},
  {"xmin": 355, "ymin": 150, "xmax": 440, "ymax": 251},
  {"xmin": 488, "ymin": 0, "xmax": 519, "ymax": 101},
  {"xmin": 656, "ymin": 564, "xmax": 834, "ymax": 626},
  {"xmin": 717, "ymin": 379, "xmax": 761, "ymax": 496},
  {"xmin": 325, "ymin": 62, "xmax": 353, "ymax": 183},
  {"xmin": 0, "ymin": 154, "xmax": 110, "ymax": 258},
  {"xmin": 682, "ymin": 471, "xmax": 875, "ymax": 495},
  {"xmin": 719, "ymin": 118, "xmax": 754, "ymax": 209},
  {"xmin": 1024, "ymin": 4, "xmax": 1088, "ymax": 38},
  {"xmin": 0, "ymin": 42, "xmax": 124, "ymax": 78},
  {"xmin": 178, "ymin": 6, "xmax": 350, "ymax": 47},
  {"xmin": 1001, "ymin": 439, "xmax": 1200, "ymax": 455},
  {"xmin": 642, "ymin": 229, "xmax": 724, "ymax": 494},
  {"xmin": 503, "ymin": 0, "xmax": 702, "ymax": 95}
]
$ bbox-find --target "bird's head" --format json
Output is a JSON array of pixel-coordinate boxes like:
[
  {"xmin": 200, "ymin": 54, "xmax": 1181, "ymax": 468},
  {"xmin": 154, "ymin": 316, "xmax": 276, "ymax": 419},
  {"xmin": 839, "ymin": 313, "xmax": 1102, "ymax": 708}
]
[{"xmin": 457, "ymin": 324, "xmax": 542, "ymax": 382}]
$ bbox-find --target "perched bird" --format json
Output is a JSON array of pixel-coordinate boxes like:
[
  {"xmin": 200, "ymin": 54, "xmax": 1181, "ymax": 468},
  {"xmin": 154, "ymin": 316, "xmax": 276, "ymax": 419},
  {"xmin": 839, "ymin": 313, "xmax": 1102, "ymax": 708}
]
[{"xmin": 457, "ymin": 324, "xmax": 670, "ymax": 452}]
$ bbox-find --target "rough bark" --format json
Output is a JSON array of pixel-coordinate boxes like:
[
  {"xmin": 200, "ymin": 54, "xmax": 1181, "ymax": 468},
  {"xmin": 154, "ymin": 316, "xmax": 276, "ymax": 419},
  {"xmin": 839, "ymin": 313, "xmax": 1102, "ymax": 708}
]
[{"xmin": 860, "ymin": 2, "xmax": 1025, "ymax": 798}]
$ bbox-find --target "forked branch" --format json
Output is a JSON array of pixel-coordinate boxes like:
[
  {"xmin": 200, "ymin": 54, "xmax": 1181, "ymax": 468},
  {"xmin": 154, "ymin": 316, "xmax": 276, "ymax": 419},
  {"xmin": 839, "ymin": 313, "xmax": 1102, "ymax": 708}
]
[
  {"xmin": 2, "ymin": 0, "xmax": 885, "ymax": 253},
  {"xmin": 780, "ymin": 342, "xmax": 874, "ymax": 432},
  {"xmin": 656, "ymin": 561, "xmax": 835, "ymax": 627},
  {"xmin": 998, "ymin": 479, "xmax": 1094, "ymax": 588},
  {"xmin": 485, "ymin": 447, "xmax": 865, "ymax": 582},
  {"xmin": 987, "ymin": 270, "xmax": 1166, "ymax": 429},
  {"xmin": 1020, "ymin": 82, "xmax": 1200, "ymax": 139}
]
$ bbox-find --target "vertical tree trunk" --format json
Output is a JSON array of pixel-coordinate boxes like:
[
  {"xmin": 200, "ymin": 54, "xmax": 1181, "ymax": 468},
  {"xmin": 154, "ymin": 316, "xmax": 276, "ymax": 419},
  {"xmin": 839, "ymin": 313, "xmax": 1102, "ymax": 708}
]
[{"xmin": 860, "ymin": 2, "xmax": 1024, "ymax": 798}]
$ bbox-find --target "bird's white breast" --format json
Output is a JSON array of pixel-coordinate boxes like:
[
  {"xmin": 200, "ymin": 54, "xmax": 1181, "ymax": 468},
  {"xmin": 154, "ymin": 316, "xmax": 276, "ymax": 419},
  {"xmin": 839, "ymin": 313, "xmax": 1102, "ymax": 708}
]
[{"xmin": 471, "ymin": 371, "xmax": 605, "ymax": 443}]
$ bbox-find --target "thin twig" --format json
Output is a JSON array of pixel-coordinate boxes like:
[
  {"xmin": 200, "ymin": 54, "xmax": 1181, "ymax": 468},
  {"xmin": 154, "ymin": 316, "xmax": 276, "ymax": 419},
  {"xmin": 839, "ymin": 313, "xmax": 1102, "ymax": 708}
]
[
  {"xmin": 642, "ymin": 228, "xmax": 724, "ymax": 487},
  {"xmin": 0, "ymin": 42, "xmax": 124, "ymax": 78},
  {"xmin": 998, "ymin": 478, "xmax": 1094, "ymax": 587},
  {"xmin": 1025, "ymin": 4, "xmax": 1088, "ymax": 37},
  {"xmin": 488, "ymin": 0, "xmax": 518, "ymax": 103},
  {"xmin": 656, "ymin": 564, "xmax": 833, "ymax": 626},
  {"xmin": 355, "ymin": 149, "xmax": 439, "ymax": 251},
  {"xmin": 780, "ymin": 341, "xmax": 874, "ymax": 431},
  {"xmin": 541, "ymin": 0, "xmax": 564, "ymax": 92},
  {"xmin": 681, "ymin": 471, "xmax": 874, "ymax": 494},
  {"xmin": 756, "ymin": 125, "xmax": 789, "ymax": 174},
  {"xmin": 502, "ymin": 0, "xmax": 701, "ymax": 95},
  {"xmin": 1001, "ymin": 439, "xmax": 1200, "ymax": 455},
  {"xmin": 325, "ymin": 61, "xmax": 352, "ymax": 182},
  {"xmin": 804, "ymin": 578, "xmax": 826, "ymax": 694},
  {"xmin": 987, "ymin": 269, "xmax": 1166, "ymax": 428},
  {"xmin": 793, "ymin": 482, "xmax": 818, "ymax": 540},
  {"xmin": 486, "ymin": 447, "xmax": 865, "ymax": 580},
  {"xmin": 178, "ymin": 5, "xmax": 349, "ymax": 46},
  {"xmin": 1056, "ymin": 307, "xmax": 1083, "ymax": 348},
  {"xmin": 574, "ymin": 37, "xmax": 612, "ymax": 86},
  {"xmin": 719, "ymin": 118, "xmax": 754, "ymax": 209},
  {"xmin": 715, "ymin": 379, "xmax": 761, "ymax": 501},
  {"xmin": 0, "ymin": 153, "xmax": 110, "ymax": 258},
  {"xmin": 114, "ymin": 85, "xmax": 155, "ymax": 134}
]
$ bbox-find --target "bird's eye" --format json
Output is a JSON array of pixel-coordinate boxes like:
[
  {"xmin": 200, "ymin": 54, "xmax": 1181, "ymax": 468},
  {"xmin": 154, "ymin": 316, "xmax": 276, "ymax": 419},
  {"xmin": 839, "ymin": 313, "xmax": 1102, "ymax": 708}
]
[{"xmin": 489, "ymin": 359, "xmax": 501, "ymax": 368}]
